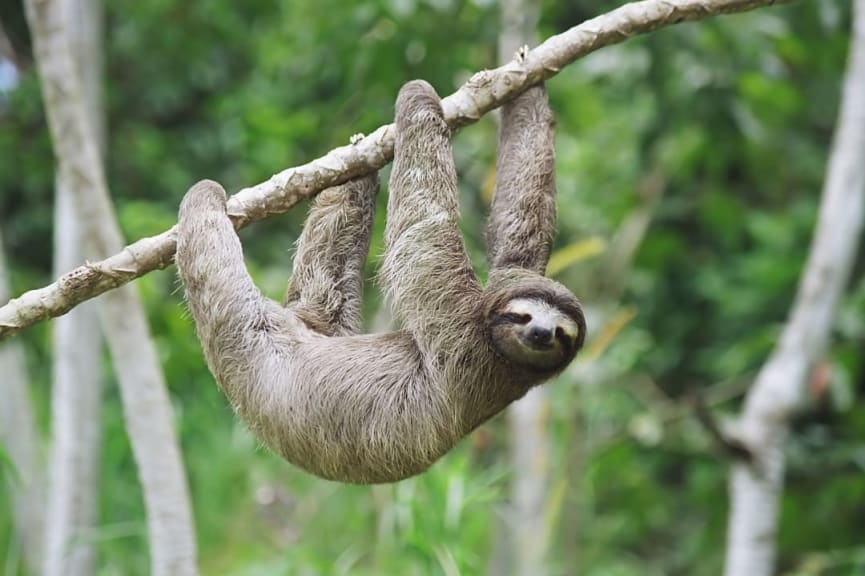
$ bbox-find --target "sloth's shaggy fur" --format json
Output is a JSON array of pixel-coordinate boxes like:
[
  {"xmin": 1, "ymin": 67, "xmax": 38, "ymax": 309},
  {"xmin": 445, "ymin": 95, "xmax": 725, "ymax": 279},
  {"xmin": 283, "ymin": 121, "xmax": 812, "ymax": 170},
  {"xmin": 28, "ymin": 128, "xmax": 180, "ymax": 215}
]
[{"xmin": 175, "ymin": 81, "xmax": 586, "ymax": 483}]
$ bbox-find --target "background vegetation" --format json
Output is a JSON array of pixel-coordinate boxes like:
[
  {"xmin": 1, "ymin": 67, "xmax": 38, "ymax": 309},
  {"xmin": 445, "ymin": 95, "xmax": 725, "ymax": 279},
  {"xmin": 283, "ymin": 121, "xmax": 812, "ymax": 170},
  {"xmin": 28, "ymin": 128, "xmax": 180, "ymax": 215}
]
[{"xmin": 1, "ymin": 0, "xmax": 863, "ymax": 574}]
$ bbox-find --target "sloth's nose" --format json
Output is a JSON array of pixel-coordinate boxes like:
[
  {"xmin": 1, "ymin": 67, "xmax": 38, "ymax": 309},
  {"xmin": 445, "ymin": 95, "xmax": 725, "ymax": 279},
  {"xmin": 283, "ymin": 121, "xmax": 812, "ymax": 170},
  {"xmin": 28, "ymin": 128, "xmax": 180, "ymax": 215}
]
[{"xmin": 527, "ymin": 325, "xmax": 553, "ymax": 345}]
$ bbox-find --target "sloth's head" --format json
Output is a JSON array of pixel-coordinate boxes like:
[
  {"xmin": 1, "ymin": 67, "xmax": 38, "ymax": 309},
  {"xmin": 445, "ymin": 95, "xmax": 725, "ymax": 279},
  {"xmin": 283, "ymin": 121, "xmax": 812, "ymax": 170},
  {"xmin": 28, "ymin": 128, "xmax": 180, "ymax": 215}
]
[{"xmin": 484, "ymin": 278, "xmax": 586, "ymax": 373}]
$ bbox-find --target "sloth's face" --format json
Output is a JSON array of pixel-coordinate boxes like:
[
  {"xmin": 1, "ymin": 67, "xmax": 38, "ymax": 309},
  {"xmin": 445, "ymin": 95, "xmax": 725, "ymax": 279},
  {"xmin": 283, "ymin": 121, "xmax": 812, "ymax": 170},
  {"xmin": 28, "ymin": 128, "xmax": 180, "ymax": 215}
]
[{"xmin": 488, "ymin": 297, "xmax": 581, "ymax": 372}]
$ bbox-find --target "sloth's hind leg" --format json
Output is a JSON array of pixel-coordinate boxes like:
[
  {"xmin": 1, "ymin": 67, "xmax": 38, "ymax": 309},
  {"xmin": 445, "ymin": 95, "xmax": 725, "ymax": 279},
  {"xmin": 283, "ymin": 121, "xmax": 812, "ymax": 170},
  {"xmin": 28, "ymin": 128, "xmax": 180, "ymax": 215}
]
[
  {"xmin": 176, "ymin": 179, "xmax": 279, "ymax": 382},
  {"xmin": 486, "ymin": 84, "xmax": 557, "ymax": 274},
  {"xmin": 284, "ymin": 174, "xmax": 379, "ymax": 336}
]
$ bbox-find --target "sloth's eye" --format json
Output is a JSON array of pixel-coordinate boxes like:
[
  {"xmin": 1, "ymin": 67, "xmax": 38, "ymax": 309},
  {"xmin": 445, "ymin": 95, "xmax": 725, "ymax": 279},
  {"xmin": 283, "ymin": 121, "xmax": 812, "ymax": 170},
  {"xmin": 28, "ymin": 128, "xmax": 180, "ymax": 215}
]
[{"xmin": 500, "ymin": 312, "xmax": 531, "ymax": 325}]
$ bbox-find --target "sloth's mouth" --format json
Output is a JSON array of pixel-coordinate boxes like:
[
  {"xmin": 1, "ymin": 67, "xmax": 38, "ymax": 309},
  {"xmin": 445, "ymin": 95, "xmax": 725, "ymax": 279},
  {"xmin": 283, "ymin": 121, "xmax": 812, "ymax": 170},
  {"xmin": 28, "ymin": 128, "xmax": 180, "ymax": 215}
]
[{"xmin": 522, "ymin": 338, "xmax": 555, "ymax": 352}]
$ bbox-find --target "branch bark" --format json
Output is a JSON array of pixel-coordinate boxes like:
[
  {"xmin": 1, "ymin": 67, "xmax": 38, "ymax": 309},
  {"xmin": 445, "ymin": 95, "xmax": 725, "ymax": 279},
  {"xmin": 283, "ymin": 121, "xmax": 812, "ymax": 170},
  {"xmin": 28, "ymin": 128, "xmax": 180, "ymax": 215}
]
[
  {"xmin": 0, "ymin": 0, "xmax": 790, "ymax": 340},
  {"xmin": 23, "ymin": 0, "xmax": 198, "ymax": 573},
  {"xmin": 723, "ymin": 0, "xmax": 865, "ymax": 573}
]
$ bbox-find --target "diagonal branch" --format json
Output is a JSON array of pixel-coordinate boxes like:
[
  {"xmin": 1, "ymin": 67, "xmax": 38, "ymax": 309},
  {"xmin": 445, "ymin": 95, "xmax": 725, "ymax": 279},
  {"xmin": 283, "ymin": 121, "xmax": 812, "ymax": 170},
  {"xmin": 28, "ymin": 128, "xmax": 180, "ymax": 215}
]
[{"xmin": 0, "ymin": 0, "xmax": 790, "ymax": 339}]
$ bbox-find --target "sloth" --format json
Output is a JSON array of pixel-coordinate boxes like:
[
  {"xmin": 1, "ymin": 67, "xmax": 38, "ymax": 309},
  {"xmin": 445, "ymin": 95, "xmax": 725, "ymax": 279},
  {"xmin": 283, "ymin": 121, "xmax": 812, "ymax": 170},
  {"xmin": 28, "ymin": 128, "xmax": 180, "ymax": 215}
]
[{"xmin": 175, "ymin": 80, "xmax": 586, "ymax": 484}]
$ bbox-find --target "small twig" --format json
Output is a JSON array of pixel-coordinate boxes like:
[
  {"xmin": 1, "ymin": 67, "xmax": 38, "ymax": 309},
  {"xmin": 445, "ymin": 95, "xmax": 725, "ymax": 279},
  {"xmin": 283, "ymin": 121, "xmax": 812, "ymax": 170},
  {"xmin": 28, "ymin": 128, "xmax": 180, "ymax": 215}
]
[
  {"xmin": 691, "ymin": 390, "xmax": 754, "ymax": 463},
  {"xmin": 591, "ymin": 375, "xmax": 752, "ymax": 454}
]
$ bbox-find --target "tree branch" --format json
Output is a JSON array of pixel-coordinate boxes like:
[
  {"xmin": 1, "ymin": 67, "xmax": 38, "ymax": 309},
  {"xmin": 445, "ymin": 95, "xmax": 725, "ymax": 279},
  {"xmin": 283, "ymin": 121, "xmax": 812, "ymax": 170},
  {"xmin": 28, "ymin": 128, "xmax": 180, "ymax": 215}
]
[{"xmin": 0, "ymin": 0, "xmax": 790, "ymax": 340}]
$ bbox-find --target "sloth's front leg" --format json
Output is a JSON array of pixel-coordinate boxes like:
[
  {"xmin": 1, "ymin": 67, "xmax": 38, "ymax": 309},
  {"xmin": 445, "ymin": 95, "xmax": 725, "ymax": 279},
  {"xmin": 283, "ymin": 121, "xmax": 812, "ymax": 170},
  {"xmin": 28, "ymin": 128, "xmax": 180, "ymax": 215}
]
[
  {"xmin": 382, "ymin": 80, "xmax": 482, "ymax": 348},
  {"xmin": 486, "ymin": 84, "xmax": 557, "ymax": 274}
]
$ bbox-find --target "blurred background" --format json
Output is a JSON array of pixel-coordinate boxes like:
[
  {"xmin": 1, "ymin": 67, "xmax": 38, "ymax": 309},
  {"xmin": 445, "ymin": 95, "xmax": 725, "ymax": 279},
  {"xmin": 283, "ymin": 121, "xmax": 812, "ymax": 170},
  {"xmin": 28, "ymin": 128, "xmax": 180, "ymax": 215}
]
[{"xmin": 1, "ymin": 0, "xmax": 863, "ymax": 574}]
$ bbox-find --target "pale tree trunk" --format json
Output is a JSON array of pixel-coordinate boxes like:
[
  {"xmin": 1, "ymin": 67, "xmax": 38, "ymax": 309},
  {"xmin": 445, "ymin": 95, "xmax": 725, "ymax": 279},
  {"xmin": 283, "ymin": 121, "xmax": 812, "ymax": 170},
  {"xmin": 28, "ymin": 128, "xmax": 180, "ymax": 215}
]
[
  {"xmin": 0, "ymin": 236, "xmax": 44, "ymax": 573},
  {"xmin": 23, "ymin": 0, "xmax": 198, "ymax": 574},
  {"xmin": 506, "ymin": 389, "xmax": 552, "ymax": 576},
  {"xmin": 42, "ymin": 0, "xmax": 104, "ymax": 573},
  {"xmin": 723, "ymin": 1, "xmax": 865, "ymax": 574},
  {"xmin": 43, "ymin": 192, "xmax": 103, "ymax": 576},
  {"xmin": 499, "ymin": 2, "xmax": 553, "ymax": 575}
]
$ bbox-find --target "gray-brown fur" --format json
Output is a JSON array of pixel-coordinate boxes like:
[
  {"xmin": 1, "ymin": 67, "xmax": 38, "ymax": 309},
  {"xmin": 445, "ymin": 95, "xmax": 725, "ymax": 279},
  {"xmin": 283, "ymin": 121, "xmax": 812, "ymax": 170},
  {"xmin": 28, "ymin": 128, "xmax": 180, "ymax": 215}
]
[
  {"xmin": 486, "ymin": 84, "xmax": 556, "ymax": 274},
  {"xmin": 175, "ymin": 80, "xmax": 585, "ymax": 484},
  {"xmin": 284, "ymin": 176, "xmax": 378, "ymax": 336}
]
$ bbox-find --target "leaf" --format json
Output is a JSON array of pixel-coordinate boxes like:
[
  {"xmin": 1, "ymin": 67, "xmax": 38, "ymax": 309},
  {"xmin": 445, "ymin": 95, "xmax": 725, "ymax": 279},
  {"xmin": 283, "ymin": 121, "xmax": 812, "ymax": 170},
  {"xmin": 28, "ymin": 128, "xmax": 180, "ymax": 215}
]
[
  {"xmin": 581, "ymin": 305, "xmax": 638, "ymax": 362},
  {"xmin": 546, "ymin": 237, "xmax": 606, "ymax": 277}
]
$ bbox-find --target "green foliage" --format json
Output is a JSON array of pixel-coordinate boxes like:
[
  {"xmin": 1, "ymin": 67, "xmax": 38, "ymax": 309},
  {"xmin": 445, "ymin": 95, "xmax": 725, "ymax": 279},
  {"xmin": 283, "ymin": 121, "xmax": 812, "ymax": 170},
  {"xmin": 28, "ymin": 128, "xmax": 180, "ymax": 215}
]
[{"xmin": 1, "ymin": 0, "xmax": 863, "ymax": 574}]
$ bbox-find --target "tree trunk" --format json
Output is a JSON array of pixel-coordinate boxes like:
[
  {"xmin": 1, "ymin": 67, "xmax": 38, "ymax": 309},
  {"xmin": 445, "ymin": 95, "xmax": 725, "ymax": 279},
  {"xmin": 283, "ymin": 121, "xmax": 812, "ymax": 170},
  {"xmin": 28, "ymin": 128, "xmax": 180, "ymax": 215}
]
[
  {"xmin": 42, "ymin": 0, "xmax": 104, "ymax": 573},
  {"xmin": 23, "ymin": 0, "xmax": 198, "ymax": 573},
  {"xmin": 0, "ymin": 236, "xmax": 44, "ymax": 574},
  {"xmin": 723, "ymin": 1, "xmax": 865, "ymax": 573},
  {"xmin": 43, "ymin": 188, "xmax": 103, "ymax": 576},
  {"xmin": 499, "ymin": 2, "xmax": 553, "ymax": 574}
]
